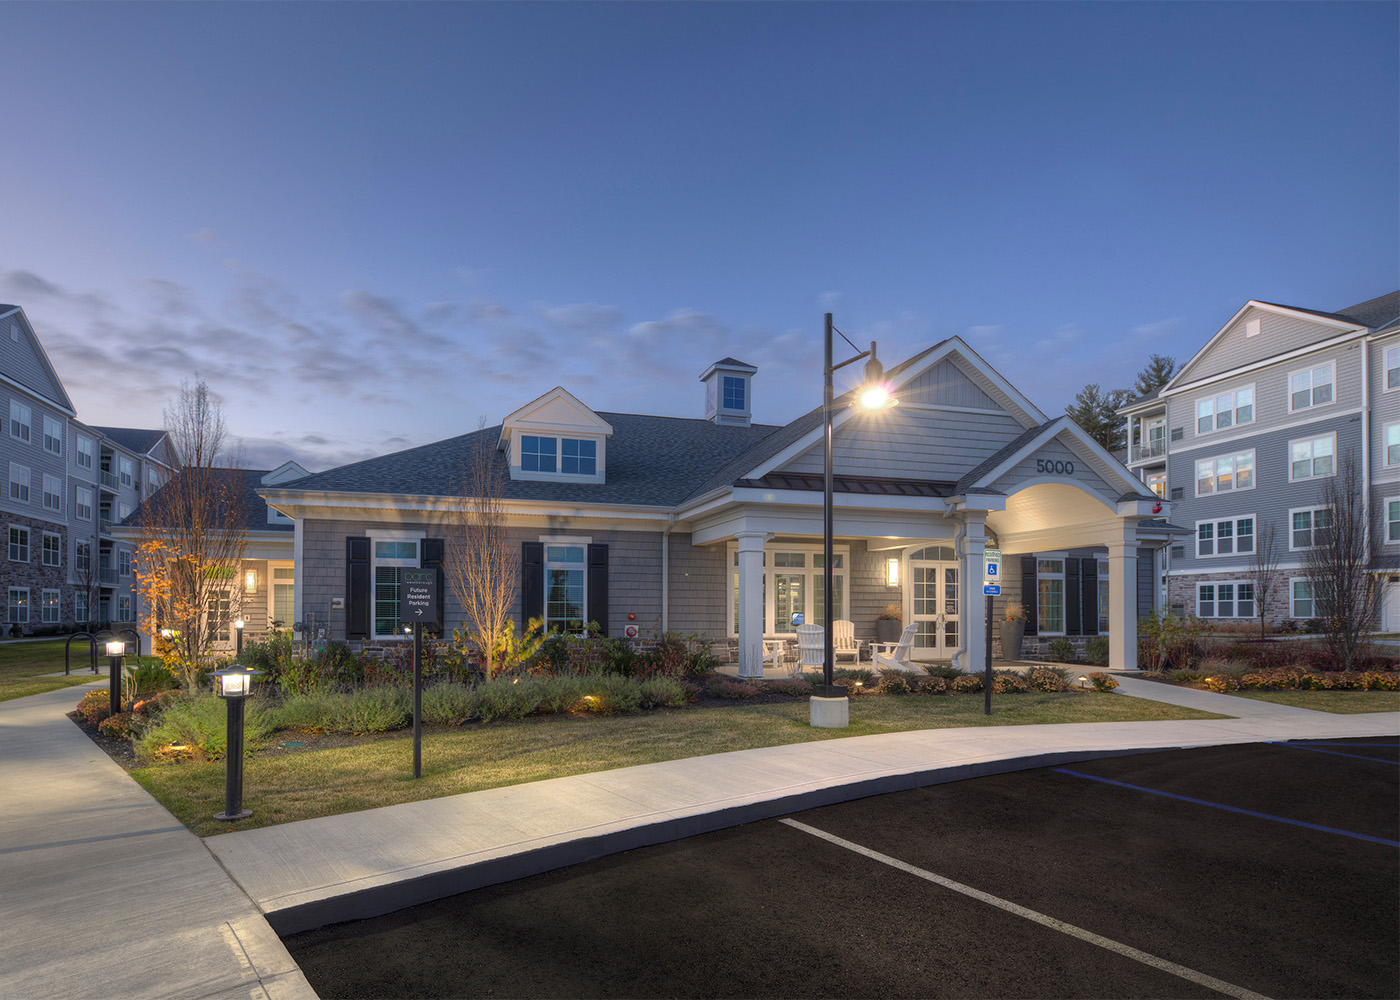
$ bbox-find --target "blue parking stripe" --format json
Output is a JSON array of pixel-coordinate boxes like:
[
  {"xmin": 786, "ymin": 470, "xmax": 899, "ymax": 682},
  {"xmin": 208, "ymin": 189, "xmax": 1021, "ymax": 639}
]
[
  {"xmin": 1266, "ymin": 742, "xmax": 1400, "ymax": 764},
  {"xmin": 1052, "ymin": 769, "xmax": 1400, "ymax": 848}
]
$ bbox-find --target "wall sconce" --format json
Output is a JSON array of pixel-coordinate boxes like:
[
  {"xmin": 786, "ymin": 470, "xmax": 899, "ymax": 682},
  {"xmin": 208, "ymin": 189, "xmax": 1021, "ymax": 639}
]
[
  {"xmin": 886, "ymin": 558, "xmax": 900, "ymax": 587},
  {"xmin": 245, "ymin": 568, "xmax": 257, "ymax": 594}
]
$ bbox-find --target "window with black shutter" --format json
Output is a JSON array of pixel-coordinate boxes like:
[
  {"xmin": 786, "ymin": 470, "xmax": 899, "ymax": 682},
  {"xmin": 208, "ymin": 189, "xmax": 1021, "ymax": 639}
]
[{"xmin": 346, "ymin": 536, "xmax": 371, "ymax": 639}]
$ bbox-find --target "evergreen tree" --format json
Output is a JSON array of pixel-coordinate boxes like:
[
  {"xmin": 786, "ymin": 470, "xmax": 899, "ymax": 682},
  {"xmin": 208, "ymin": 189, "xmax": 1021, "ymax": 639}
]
[
  {"xmin": 1133, "ymin": 354, "xmax": 1178, "ymax": 397},
  {"xmin": 1065, "ymin": 384, "xmax": 1133, "ymax": 451}
]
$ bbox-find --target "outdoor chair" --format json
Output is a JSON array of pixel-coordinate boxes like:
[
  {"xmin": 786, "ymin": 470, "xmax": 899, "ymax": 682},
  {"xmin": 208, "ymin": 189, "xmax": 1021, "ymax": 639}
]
[
  {"xmin": 870, "ymin": 623, "xmax": 919, "ymax": 672},
  {"xmin": 832, "ymin": 619, "xmax": 864, "ymax": 663},
  {"xmin": 795, "ymin": 623, "xmax": 825, "ymax": 676}
]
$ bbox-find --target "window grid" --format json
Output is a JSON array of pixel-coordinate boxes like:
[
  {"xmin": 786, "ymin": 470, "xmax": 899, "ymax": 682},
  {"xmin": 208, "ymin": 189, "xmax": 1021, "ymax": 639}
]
[
  {"xmin": 722, "ymin": 376, "xmax": 745, "ymax": 411},
  {"xmin": 1290, "ymin": 434, "xmax": 1335, "ymax": 481},
  {"xmin": 9, "ymin": 463, "xmax": 29, "ymax": 503},
  {"xmin": 1290, "ymin": 364, "xmax": 1334, "ymax": 411},
  {"xmin": 76, "ymin": 436, "xmax": 93, "ymax": 470},
  {"xmin": 521, "ymin": 435, "xmax": 557, "ymax": 474},
  {"xmin": 1387, "ymin": 424, "xmax": 1400, "ymax": 467},
  {"xmin": 1389, "ymin": 499, "xmax": 1400, "ymax": 543},
  {"xmin": 41, "ymin": 533, "xmax": 59, "ymax": 567},
  {"xmin": 7, "ymin": 588, "xmax": 28, "ymax": 624},
  {"xmin": 1195, "ymin": 450, "xmax": 1254, "ymax": 496},
  {"xmin": 9, "ymin": 402, "xmax": 30, "ymax": 443},
  {"xmin": 43, "ymin": 474, "xmax": 61, "ymax": 512},
  {"xmin": 42, "ymin": 590, "xmax": 60, "ymax": 624},
  {"xmin": 9, "ymin": 527, "xmax": 29, "ymax": 563},
  {"xmin": 1388, "ymin": 346, "xmax": 1400, "ymax": 391},
  {"xmin": 1195, "ymin": 386, "xmax": 1254, "ymax": 434},
  {"xmin": 1291, "ymin": 507, "xmax": 1333, "ymax": 550},
  {"xmin": 43, "ymin": 416, "xmax": 62, "ymax": 455}
]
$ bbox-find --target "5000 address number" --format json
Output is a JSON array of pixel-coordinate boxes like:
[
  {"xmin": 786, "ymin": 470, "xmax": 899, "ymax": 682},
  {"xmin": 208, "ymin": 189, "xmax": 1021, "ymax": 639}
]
[{"xmin": 1035, "ymin": 459, "xmax": 1075, "ymax": 475}]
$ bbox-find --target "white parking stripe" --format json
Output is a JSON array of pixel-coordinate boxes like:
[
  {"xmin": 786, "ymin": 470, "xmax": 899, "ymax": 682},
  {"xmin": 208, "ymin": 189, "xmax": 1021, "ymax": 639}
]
[{"xmin": 780, "ymin": 818, "xmax": 1273, "ymax": 1000}]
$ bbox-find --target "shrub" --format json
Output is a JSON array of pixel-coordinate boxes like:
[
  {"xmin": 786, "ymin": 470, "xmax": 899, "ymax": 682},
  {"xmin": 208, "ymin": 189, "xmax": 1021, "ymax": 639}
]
[
  {"xmin": 237, "ymin": 629, "xmax": 295, "ymax": 682},
  {"xmin": 419, "ymin": 682, "xmax": 477, "ymax": 726},
  {"xmin": 1026, "ymin": 667, "xmax": 1067, "ymax": 692},
  {"xmin": 1083, "ymin": 637, "xmax": 1109, "ymax": 666},
  {"xmin": 1047, "ymin": 638, "xmax": 1076, "ymax": 663},
  {"xmin": 767, "ymin": 677, "xmax": 812, "ymax": 697},
  {"xmin": 876, "ymin": 669, "xmax": 916, "ymax": 695},
  {"xmin": 534, "ymin": 675, "xmax": 586, "ymax": 714},
  {"xmin": 76, "ymin": 689, "xmax": 112, "ymax": 725},
  {"xmin": 917, "ymin": 675, "xmax": 949, "ymax": 695},
  {"xmin": 577, "ymin": 674, "xmax": 644, "ymax": 713},
  {"xmin": 123, "ymin": 660, "xmax": 179, "ymax": 704},
  {"xmin": 1202, "ymin": 674, "xmax": 1238, "ymax": 693},
  {"xmin": 275, "ymin": 688, "xmax": 412, "ymax": 733},
  {"xmin": 474, "ymin": 676, "xmax": 548, "ymax": 721},
  {"xmin": 1087, "ymin": 671, "xmax": 1118, "ymax": 692},
  {"xmin": 993, "ymin": 671, "xmax": 1028, "ymax": 694},
  {"xmin": 950, "ymin": 673, "xmax": 983, "ymax": 693},
  {"xmin": 706, "ymin": 678, "xmax": 761, "ymax": 700},
  {"xmin": 638, "ymin": 676, "xmax": 689, "ymax": 709},
  {"xmin": 130, "ymin": 689, "xmax": 181, "ymax": 718},
  {"xmin": 135, "ymin": 694, "xmax": 276, "ymax": 763},
  {"xmin": 921, "ymin": 663, "xmax": 963, "ymax": 680},
  {"xmin": 1364, "ymin": 671, "xmax": 1400, "ymax": 691},
  {"xmin": 98, "ymin": 711, "xmax": 137, "ymax": 739}
]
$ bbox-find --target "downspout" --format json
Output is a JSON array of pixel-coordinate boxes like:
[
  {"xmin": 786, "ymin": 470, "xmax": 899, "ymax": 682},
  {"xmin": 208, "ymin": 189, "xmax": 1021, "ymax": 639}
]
[
  {"xmin": 945, "ymin": 507, "xmax": 969, "ymax": 672},
  {"xmin": 1361, "ymin": 338, "xmax": 1372, "ymax": 556},
  {"xmin": 660, "ymin": 513, "xmax": 676, "ymax": 633}
]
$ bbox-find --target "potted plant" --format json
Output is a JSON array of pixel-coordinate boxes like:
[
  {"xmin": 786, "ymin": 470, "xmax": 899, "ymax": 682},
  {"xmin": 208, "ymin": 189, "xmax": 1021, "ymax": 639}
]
[
  {"xmin": 999, "ymin": 602, "xmax": 1027, "ymax": 660},
  {"xmin": 876, "ymin": 603, "xmax": 903, "ymax": 643}
]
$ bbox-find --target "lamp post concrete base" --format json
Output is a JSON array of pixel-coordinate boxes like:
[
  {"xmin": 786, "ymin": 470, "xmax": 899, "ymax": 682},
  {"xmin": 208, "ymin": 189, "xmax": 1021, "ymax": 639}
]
[{"xmin": 809, "ymin": 694, "xmax": 849, "ymax": 728}]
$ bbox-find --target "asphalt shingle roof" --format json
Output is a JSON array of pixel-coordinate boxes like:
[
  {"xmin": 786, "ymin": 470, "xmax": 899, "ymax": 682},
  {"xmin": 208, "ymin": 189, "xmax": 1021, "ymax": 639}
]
[
  {"xmin": 91, "ymin": 426, "xmax": 166, "ymax": 455},
  {"xmin": 124, "ymin": 468, "xmax": 292, "ymax": 533}
]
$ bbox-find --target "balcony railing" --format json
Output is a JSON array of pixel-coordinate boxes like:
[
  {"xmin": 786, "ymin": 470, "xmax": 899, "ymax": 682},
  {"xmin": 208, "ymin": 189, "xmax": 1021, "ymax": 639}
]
[
  {"xmin": 99, "ymin": 470, "xmax": 119, "ymax": 490},
  {"xmin": 98, "ymin": 517, "xmax": 114, "ymax": 534},
  {"xmin": 1133, "ymin": 441, "xmax": 1167, "ymax": 461},
  {"xmin": 99, "ymin": 569, "xmax": 118, "ymax": 585}
]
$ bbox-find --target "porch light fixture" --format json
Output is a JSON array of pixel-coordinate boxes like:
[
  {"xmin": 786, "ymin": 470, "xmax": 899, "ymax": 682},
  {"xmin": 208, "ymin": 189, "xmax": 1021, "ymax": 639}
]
[
  {"xmin": 212, "ymin": 663, "xmax": 263, "ymax": 822},
  {"xmin": 245, "ymin": 569, "xmax": 257, "ymax": 594},
  {"xmin": 814, "ymin": 312, "xmax": 898, "ymax": 729},
  {"xmin": 886, "ymin": 558, "xmax": 900, "ymax": 587}
]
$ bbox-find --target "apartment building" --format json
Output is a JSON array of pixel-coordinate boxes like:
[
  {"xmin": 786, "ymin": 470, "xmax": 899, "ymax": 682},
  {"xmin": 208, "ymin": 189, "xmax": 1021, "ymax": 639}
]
[
  {"xmin": 1120, "ymin": 290, "xmax": 1400, "ymax": 628},
  {"xmin": 0, "ymin": 305, "xmax": 173, "ymax": 633}
]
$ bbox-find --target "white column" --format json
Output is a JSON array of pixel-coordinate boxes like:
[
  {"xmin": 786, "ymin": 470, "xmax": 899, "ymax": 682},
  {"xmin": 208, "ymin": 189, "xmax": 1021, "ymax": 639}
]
[
  {"xmin": 735, "ymin": 531, "xmax": 769, "ymax": 678},
  {"xmin": 1107, "ymin": 538, "xmax": 1138, "ymax": 670},
  {"xmin": 959, "ymin": 520, "xmax": 987, "ymax": 674}
]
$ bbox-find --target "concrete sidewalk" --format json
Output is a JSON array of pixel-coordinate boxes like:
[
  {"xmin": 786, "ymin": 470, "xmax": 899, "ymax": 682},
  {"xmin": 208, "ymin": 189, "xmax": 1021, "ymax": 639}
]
[
  {"xmin": 206, "ymin": 681, "xmax": 1399, "ymax": 937},
  {"xmin": 0, "ymin": 682, "xmax": 316, "ymax": 1000}
]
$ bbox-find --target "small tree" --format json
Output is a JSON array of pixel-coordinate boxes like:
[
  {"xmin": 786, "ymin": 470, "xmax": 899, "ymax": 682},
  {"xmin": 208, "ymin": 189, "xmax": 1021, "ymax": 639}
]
[
  {"xmin": 1250, "ymin": 521, "xmax": 1282, "ymax": 640},
  {"xmin": 1301, "ymin": 451, "xmax": 1378, "ymax": 670},
  {"xmin": 444, "ymin": 424, "xmax": 520, "ymax": 680},
  {"xmin": 1133, "ymin": 354, "xmax": 1178, "ymax": 397},
  {"xmin": 133, "ymin": 378, "xmax": 247, "ymax": 688},
  {"xmin": 1065, "ymin": 384, "xmax": 1133, "ymax": 451}
]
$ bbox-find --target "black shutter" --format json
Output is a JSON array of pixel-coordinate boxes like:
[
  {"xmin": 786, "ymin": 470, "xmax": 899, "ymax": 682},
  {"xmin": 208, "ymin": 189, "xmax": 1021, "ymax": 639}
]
[
  {"xmin": 421, "ymin": 538, "xmax": 445, "ymax": 637},
  {"xmin": 1021, "ymin": 556, "xmax": 1038, "ymax": 635},
  {"xmin": 522, "ymin": 542, "xmax": 544, "ymax": 631},
  {"xmin": 1066, "ymin": 558, "xmax": 1081, "ymax": 636},
  {"xmin": 1081, "ymin": 558, "xmax": 1098, "ymax": 636},
  {"xmin": 587, "ymin": 543, "xmax": 609, "ymax": 636},
  {"xmin": 346, "ymin": 536, "xmax": 371, "ymax": 639}
]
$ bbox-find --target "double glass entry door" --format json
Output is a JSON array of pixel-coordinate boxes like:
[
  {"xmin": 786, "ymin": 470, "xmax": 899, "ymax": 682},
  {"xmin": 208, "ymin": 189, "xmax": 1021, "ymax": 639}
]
[{"xmin": 910, "ymin": 551, "xmax": 959, "ymax": 660}]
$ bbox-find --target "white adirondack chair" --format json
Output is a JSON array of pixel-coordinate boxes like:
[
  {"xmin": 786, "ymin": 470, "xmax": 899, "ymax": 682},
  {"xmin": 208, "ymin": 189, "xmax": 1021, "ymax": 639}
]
[
  {"xmin": 870, "ymin": 623, "xmax": 919, "ymax": 672},
  {"xmin": 795, "ymin": 623, "xmax": 825, "ymax": 676},
  {"xmin": 832, "ymin": 619, "xmax": 864, "ymax": 663}
]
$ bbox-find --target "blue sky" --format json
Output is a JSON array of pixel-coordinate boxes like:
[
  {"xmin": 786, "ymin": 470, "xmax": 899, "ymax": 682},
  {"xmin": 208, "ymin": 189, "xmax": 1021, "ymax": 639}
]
[{"xmin": 3, "ymin": 2, "xmax": 1396, "ymax": 471}]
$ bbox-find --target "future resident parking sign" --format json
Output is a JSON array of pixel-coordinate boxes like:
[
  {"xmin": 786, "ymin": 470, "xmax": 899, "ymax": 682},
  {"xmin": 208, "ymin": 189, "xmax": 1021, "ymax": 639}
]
[{"xmin": 400, "ymin": 568, "xmax": 439, "ymax": 626}]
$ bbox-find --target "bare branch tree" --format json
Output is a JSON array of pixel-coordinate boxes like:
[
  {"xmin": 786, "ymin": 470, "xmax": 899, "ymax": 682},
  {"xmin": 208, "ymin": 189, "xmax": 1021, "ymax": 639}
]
[
  {"xmin": 1250, "ymin": 521, "xmax": 1282, "ymax": 640},
  {"xmin": 444, "ymin": 423, "xmax": 519, "ymax": 680},
  {"xmin": 133, "ymin": 378, "xmax": 247, "ymax": 688},
  {"xmin": 1301, "ymin": 450, "xmax": 1378, "ymax": 670}
]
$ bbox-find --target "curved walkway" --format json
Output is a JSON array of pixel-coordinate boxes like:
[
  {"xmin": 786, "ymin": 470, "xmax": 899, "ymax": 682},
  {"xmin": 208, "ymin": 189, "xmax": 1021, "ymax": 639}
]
[{"xmin": 1, "ymin": 677, "xmax": 1395, "ymax": 999}]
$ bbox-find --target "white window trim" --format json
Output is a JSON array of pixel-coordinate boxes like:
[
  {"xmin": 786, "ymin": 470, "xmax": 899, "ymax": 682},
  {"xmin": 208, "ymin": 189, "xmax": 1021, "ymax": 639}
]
[
  {"xmin": 1385, "ymin": 423, "xmax": 1400, "ymax": 468},
  {"xmin": 367, "ymin": 529, "xmax": 425, "ymax": 640},
  {"xmin": 41, "ymin": 532, "xmax": 60, "ymax": 567},
  {"xmin": 1289, "ymin": 577, "xmax": 1314, "ymax": 619},
  {"xmin": 43, "ymin": 416, "xmax": 62, "ymax": 456},
  {"xmin": 510, "ymin": 433, "xmax": 606, "ymax": 485},
  {"xmin": 542, "ymin": 538, "xmax": 591, "ymax": 631},
  {"xmin": 1288, "ymin": 505, "xmax": 1333, "ymax": 552},
  {"xmin": 42, "ymin": 473, "xmax": 62, "ymax": 512},
  {"xmin": 1288, "ymin": 360, "xmax": 1336, "ymax": 413},
  {"xmin": 7, "ymin": 587, "xmax": 29, "ymax": 624},
  {"xmin": 75, "ymin": 487, "xmax": 93, "ymax": 523},
  {"xmin": 1194, "ymin": 383, "xmax": 1255, "ymax": 436},
  {"xmin": 9, "ymin": 462, "xmax": 30, "ymax": 503},
  {"xmin": 41, "ymin": 589, "xmax": 60, "ymax": 624},
  {"xmin": 1195, "ymin": 514, "xmax": 1256, "ymax": 559},
  {"xmin": 9, "ymin": 402, "xmax": 31, "ymax": 443},
  {"xmin": 1385, "ymin": 344, "xmax": 1400, "ymax": 393},
  {"xmin": 1034, "ymin": 553, "xmax": 1068, "ymax": 637},
  {"xmin": 1386, "ymin": 496, "xmax": 1400, "ymax": 546},
  {"xmin": 1194, "ymin": 449, "xmax": 1255, "ymax": 497},
  {"xmin": 1288, "ymin": 431, "xmax": 1336, "ymax": 483},
  {"xmin": 76, "ymin": 434, "xmax": 93, "ymax": 470},
  {"xmin": 725, "ymin": 540, "xmax": 851, "ymax": 638},
  {"xmin": 8, "ymin": 525, "xmax": 29, "ymax": 563},
  {"xmin": 1196, "ymin": 580, "xmax": 1255, "ymax": 619}
]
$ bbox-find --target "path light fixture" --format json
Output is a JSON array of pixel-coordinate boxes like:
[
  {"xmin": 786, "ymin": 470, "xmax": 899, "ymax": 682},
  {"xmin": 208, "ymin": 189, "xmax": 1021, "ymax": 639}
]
[
  {"xmin": 813, "ymin": 312, "xmax": 898, "ymax": 729},
  {"xmin": 212, "ymin": 663, "xmax": 263, "ymax": 822},
  {"xmin": 1078, "ymin": 675, "xmax": 1089, "ymax": 690},
  {"xmin": 234, "ymin": 618, "xmax": 244, "ymax": 656},
  {"xmin": 104, "ymin": 639, "xmax": 125, "ymax": 717}
]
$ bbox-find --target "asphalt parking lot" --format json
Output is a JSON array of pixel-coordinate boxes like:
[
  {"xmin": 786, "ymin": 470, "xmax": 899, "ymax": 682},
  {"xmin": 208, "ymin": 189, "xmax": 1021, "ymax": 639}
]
[{"xmin": 285, "ymin": 737, "xmax": 1399, "ymax": 1000}]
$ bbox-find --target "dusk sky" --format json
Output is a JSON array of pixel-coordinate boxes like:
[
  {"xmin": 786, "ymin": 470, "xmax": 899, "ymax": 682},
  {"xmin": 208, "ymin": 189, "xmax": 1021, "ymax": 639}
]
[{"xmin": 4, "ymin": 2, "xmax": 1396, "ymax": 472}]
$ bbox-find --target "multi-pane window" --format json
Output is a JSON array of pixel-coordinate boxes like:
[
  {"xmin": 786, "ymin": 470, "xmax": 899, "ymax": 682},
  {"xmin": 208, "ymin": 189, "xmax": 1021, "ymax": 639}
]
[
  {"xmin": 1145, "ymin": 471, "xmax": 1166, "ymax": 497},
  {"xmin": 1196, "ymin": 386, "xmax": 1254, "ymax": 434},
  {"xmin": 1389, "ymin": 499, "xmax": 1400, "ymax": 543},
  {"xmin": 74, "ymin": 590, "xmax": 88, "ymax": 625},
  {"xmin": 9, "ymin": 527, "xmax": 29, "ymax": 562},
  {"xmin": 206, "ymin": 590, "xmax": 231, "ymax": 643},
  {"xmin": 42, "ymin": 474, "xmax": 61, "ymax": 512},
  {"xmin": 1290, "ymin": 364, "xmax": 1334, "ymax": 411},
  {"xmin": 729, "ymin": 546, "xmax": 846, "ymax": 635},
  {"xmin": 372, "ymin": 539, "xmax": 419, "ymax": 637},
  {"xmin": 42, "ymin": 590, "xmax": 60, "ymax": 624},
  {"xmin": 1195, "ymin": 450, "xmax": 1254, "ymax": 495},
  {"xmin": 1198, "ymin": 582, "xmax": 1254, "ymax": 618},
  {"xmin": 722, "ymin": 376, "xmax": 745, "ymax": 411},
  {"xmin": 118, "ymin": 595, "xmax": 132, "ymax": 622},
  {"xmin": 1291, "ymin": 507, "xmax": 1333, "ymax": 550},
  {"xmin": 9, "ymin": 401, "xmax": 31, "ymax": 442},
  {"xmin": 272, "ymin": 566, "xmax": 295, "ymax": 625},
  {"xmin": 1097, "ymin": 559, "xmax": 1110, "ymax": 634},
  {"xmin": 7, "ymin": 588, "xmax": 27, "ymax": 624},
  {"xmin": 9, "ymin": 463, "xmax": 29, "ymax": 502},
  {"xmin": 1197, "ymin": 516, "xmax": 1255, "ymax": 557},
  {"xmin": 43, "ymin": 416, "xmax": 62, "ymax": 455},
  {"xmin": 521, "ymin": 436, "xmax": 556, "ymax": 473},
  {"xmin": 76, "ymin": 435, "xmax": 93, "ymax": 470},
  {"xmin": 1387, "ymin": 424, "xmax": 1400, "ymax": 467},
  {"xmin": 41, "ymin": 533, "xmax": 60, "ymax": 567},
  {"xmin": 1290, "ymin": 434, "xmax": 1335, "ymax": 481},
  {"xmin": 119, "ymin": 458, "xmax": 133, "ymax": 487},
  {"xmin": 119, "ymin": 549, "xmax": 131, "ymax": 577},
  {"xmin": 76, "ymin": 487, "xmax": 93, "ymax": 522},
  {"xmin": 544, "ymin": 544, "xmax": 586, "ymax": 631},
  {"xmin": 1387, "ymin": 346, "xmax": 1400, "ymax": 391},
  {"xmin": 1037, "ymin": 558, "xmax": 1065, "ymax": 635},
  {"xmin": 1291, "ymin": 580, "xmax": 1313, "ymax": 618},
  {"xmin": 560, "ymin": 439, "xmax": 596, "ymax": 475},
  {"xmin": 75, "ymin": 540, "xmax": 91, "ymax": 573}
]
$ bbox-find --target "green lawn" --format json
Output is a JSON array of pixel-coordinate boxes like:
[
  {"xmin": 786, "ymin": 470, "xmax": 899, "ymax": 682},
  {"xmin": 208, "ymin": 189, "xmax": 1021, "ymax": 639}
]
[
  {"xmin": 1233, "ymin": 690, "xmax": 1400, "ymax": 714},
  {"xmin": 0, "ymin": 639, "xmax": 112, "ymax": 701},
  {"xmin": 133, "ymin": 690, "xmax": 1222, "ymax": 838}
]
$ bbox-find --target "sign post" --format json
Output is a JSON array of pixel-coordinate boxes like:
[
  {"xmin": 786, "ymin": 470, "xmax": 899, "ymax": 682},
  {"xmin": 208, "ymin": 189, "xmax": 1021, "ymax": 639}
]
[
  {"xmin": 400, "ymin": 568, "xmax": 439, "ymax": 779},
  {"xmin": 982, "ymin": 548, "xmax": 1001, "ymax": 716}
]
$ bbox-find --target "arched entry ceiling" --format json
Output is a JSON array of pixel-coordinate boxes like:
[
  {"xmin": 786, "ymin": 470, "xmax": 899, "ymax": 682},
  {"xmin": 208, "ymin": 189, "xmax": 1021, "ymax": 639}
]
[{"xmin": 987, "ymin": 482, "xmax": 1116, "ymax": 548}]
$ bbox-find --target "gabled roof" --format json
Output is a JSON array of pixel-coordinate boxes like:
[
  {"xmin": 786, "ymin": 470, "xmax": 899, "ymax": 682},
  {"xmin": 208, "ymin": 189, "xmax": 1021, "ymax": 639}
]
[
  {"xmin": 274, "ymin": 413, "xmax": 780, "ymax": 508},
  {"xmin": 90, "ymin": 426, "xmax": 168, "ymax": 457},
  {"xmin": 123, "ymin": 468, "xmax": 292, "ymax": 533},
  {"xmin": 0, "ymin": 304, "xmax": 77, "ymax": 415},
  {"xmin": 954, "ymin": 416, "xmax": 1157, "ymax": 502}
]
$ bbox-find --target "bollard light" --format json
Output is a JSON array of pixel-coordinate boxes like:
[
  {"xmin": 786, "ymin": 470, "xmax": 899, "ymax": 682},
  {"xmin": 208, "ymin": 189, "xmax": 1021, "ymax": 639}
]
[
  {"xmin": 234, "ymin": 618, "xmax": 245, "ymax": 656},
  {"xmin": 212, "ymin": 663, "xmax": 263, "ymax": 821},
  {"xmin": 105, "ymin": 640, "xmax": 125, "ymax": 717}
]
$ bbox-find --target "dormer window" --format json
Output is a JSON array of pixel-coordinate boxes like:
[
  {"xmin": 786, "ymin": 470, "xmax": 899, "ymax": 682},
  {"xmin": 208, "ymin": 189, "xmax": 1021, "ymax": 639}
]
[
  {"xmin": 521, "ymin": 436, "xmax": 597, "ymax": 476},
  {"xmin": 499, "ymin": 387, "xmax": 612, "ymax": 484}
]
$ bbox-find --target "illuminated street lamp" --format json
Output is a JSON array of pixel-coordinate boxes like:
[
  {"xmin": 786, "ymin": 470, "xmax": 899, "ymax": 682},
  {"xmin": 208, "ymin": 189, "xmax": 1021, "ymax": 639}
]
[
  {"xmin": 212, "ymin": 663, "xmax": 263, "ymax": 822},
  {"xmin": 813, "ymin": 312, "xmax": 897, "ymax": 729}
]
